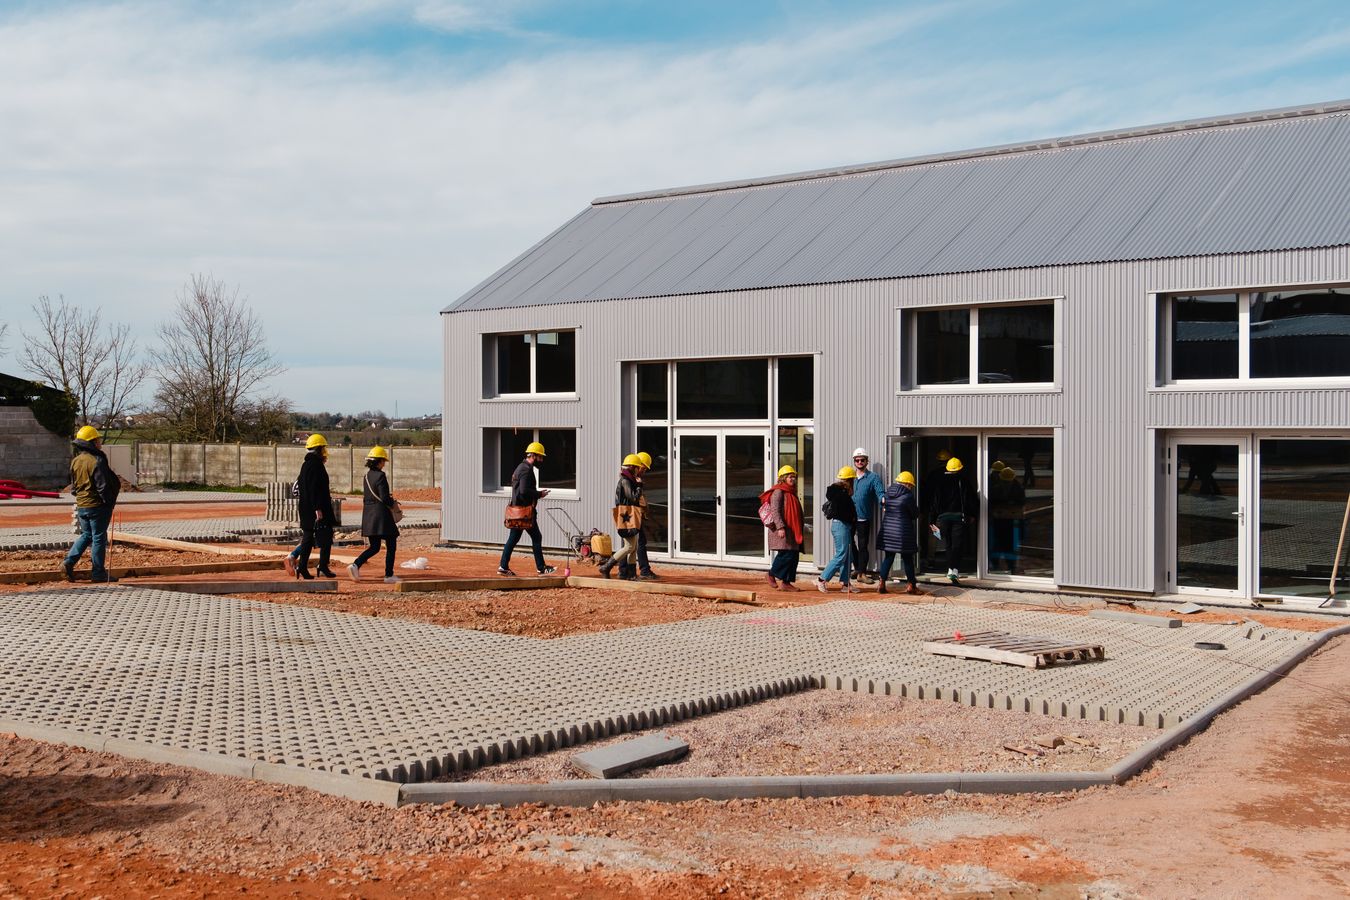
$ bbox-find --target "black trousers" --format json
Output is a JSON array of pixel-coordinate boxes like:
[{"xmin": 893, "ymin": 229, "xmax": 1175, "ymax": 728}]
[
  {"xmin": 355, "ymin": 535, "xmax": 398, "ymax": 577},
  {"xmin": 937, "ymin": 514, "xmax": 966, "ymax": 572},
  {"xmin": 298, "ymin": 522, "xmax": 332, "ymax": 573},
  {"xmin": 852, "ymin": 518, "xmax": 874, "ymax": 575},
  {"xmin": 878, "ymin": 551, "xmax": 917, "ymax": 585}
]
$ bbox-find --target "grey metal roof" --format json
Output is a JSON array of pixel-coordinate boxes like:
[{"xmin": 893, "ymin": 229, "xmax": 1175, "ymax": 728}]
[{"xmin": 447, "ymin": 101, "xmax": 1350, "ymax": 313}]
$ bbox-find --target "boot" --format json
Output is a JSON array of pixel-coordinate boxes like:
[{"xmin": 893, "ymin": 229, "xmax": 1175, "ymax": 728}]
[
  {"xmin": 877, "ymin": 582, "xmax": 888, "ymax": 594},
  {"xmin": 598, "ymin": 560, "xmax": 613, "ymax": 579}
]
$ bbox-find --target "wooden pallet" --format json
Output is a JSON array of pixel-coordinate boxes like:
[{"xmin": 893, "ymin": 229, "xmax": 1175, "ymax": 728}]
[{"xmin": 921, "ymin": 630, "xmax": 1105, "ymax": 669}]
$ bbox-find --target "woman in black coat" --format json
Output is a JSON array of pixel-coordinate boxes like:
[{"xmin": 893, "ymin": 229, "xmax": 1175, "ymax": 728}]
[
  {"xmin": 295, "ymin": 434, "xmax": 336, "ymax": 579},
  {"xmin": 349, "ymin": 446, "xmax": 401, "ymax": 583},
  {"xmin": 876, "ymin": 471, "xmax": 924, "ymax": 595}
]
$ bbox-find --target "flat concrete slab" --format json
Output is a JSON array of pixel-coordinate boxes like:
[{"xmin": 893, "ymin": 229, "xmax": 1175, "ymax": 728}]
[
  {"xmin": 1089, "ymin": 609, "xmax": 1183, "ymax": 628},
  {"xmin": 570, "ymin": 732, "xmax": 689, "ymax": 778},
  {"xmin": 397, "ymin": 576, "xmax": 567, "ymax": 592},
  {"xmin": 0, "ymin": 589, "xmax": 1325, "ymax": 792}
]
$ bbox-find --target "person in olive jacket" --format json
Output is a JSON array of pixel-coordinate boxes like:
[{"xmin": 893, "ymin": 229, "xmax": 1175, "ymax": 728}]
[
  {"xmin": 348, "ymin": 446, "xmax": 401, "ymax": 584},
  {"xmin": 876, "ymin": 471, "xmax": 925, "ymax": 595},
  {"xmin": 295, "ymin": 433, "xmax": 336, "ymax": 579},
  {"xmin": 62, "ymin": 424, "xmax": 122, "ymax": 582}
]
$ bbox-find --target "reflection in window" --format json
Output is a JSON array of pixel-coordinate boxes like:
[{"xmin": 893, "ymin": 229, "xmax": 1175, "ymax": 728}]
[
  {"xmin": 978, "ymin": 304, "xmax": 1054, "ymax": 384},
  {"xmin": 637, "ymin": 426, "xmax": 669, "ymax": 552},
  {"xmin": 676, "ymin": 359, "xmax": 768, "ymax": 420},
  {"xmin": 637, "ymin": 363, "xmax": 667, "ymax": 420},
  {"xmin": 487, "ymin": 428, "xmax": 577, "ymax": 491},
  {"xmin": 985, "ymin": 437, "xmax": 1054, "ymax": 579},
  {"xmin": 496, "ymin": 333, "xmax": 532, "ymax": 394},
  {"xmin": 1250, "ymin": 288, "xmax": 1350, "ymax": 379},
  {"xmin": 534, "ymin": 331, "xmax": 577, "ymax": 393},
  {"xmin": 915, "ymin": 309, "xmax": 970, "ymax": 385},
  {"xmin": 777, "ymin": 426, "xmax": 814, "ymax": 560},
  {"xmin": 1259, "ymin": 439, "xmax": 1350, "ymax": 598},
  {"xmin": 777, "ymin": 356, "xmax": 814, "ymax": 419},
  {"xmin": 1170, "ymin": 294, "xmax": 1239, "ymax": 380}
]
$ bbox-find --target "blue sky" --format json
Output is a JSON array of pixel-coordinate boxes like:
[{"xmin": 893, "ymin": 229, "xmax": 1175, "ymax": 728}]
[{"xmin": 1, "ymin": 0, "xmax": 1348, "ymax": 416}]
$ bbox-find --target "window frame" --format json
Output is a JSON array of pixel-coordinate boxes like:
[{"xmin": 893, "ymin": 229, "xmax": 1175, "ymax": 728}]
[
  {"xmin": 902, "ymin": 297, "xmax": 1061, "ymax": 393},
  {"xmin": 1153, "ymin": 282, "xmax": 1350, "ymax": 389},
  {"xmin": 485, "ymin": 329, "xmax": 580, "ymax": 399},
  {"xmin": 480, "ymin": 426, "xmax": 580, "ymax": 498}
]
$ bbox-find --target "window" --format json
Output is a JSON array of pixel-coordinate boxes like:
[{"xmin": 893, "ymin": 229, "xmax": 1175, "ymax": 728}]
[
  {"xmin": 1161, "ymin": 286, "xmax": 1350, "ymax": 383},
  {"xmin": 675, "ymin": 359, "xmax": 768, "ymax": 420},
  {"xmin": 636, "ymin": 426, "xmax": 669, "ymax": 552},
  {"xmin": 637, "ymin": 363, "xmax": 667, "ymax": 420},
  {"xmin": 490, "ymin": 331, "xmax": 576, "ymax": 395},
  {"xmin": 484, "ymin": 428, "xmax": 577, "ymax": 491},
  {"xmin": 912, "ymin": 302, "xmax": 1055, "ymax": 387},
  {"xmin": 776, "ymin": 356, "xmax": 814, "ymax": 419},
  {"xmin": 1259, "ymin": 439, "xmax": 1350, "ymax": 598}
]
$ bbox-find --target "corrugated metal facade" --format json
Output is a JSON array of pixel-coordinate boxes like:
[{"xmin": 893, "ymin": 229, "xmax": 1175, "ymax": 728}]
[
  {"xmin": 443, "ymin": 246, "xmax": 1350, "ymax": 595},
  {"xmin": 448, "ymin": 109, "xmax": 1350, "ymax": 314}
]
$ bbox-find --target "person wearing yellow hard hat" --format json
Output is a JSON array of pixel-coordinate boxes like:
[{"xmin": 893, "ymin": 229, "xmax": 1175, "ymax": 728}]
[
  {"xmin": 761, "ymin": 464, "xmax": 804, "ymax": 591},
  {"xmin": 600, "ymin": 454, "xmax": 646, "ymax": 579},
  {"xmin": 876, "ymin": 471, "xmax": 925, "ymax": 595},
  {"xmin": 498, "ymin": 440, "xmax": 554, "ymax": 576},
  {"xmin": 816, "ymin": 465, "xmax": 860, "ymax": 593},
  {"xmin": 988, "ymin": 465, "xmax": 1026, "ymax": 575},
  {"xmin": 62, "ymin": 424, "xmax": 122, "ymax": 582},
  {"xmin": 292, "ymin": 433, "xmax": 336, "ymax": 579},
  {"xmin": 621, "ymin": 451, "xmax": 660, "ymax": 580},
  {"xmin": 928, "ymin": 455, "xmax": 977, "ymax": 583},
  {"xmin": 349, "ymin": 446, "xmax": 403, "ymax": 584}
]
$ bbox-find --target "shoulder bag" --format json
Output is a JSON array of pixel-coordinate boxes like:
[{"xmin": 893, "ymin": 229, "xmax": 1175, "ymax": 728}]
[{"xmin": 366, "ymin": 473, "xmax": 406, "ymax": 524}]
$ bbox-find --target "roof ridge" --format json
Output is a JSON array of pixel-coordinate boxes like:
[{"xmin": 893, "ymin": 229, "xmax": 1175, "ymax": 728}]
[{"xmin": 592, "ymin": 99, "xmax": 1350, "ymax": 206}]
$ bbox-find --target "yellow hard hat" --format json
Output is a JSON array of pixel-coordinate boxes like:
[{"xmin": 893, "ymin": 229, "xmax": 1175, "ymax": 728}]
[
  {"xmin": 366, "ymin": 445, "xmax": 389, "ymax": 461},
  {"xmin": 75, "ymin": 425, "xmax": 102, "ymax": 442},
  {"xmin": 525, "ymin": 441, "xmax": 546, "ymax": 457},
  {"xmin": 991, "ymin": 460, "xmax": 1005, "ymax": 471},
  {"xmin": 946, "ymin": 457, "xmax": 963, "ymax": 473},
  {"xmin": 636, "ymin": 451, "xmax": 653, "ymax": 469},
  {"xmin": 777, "ymin": 464, "xmax": 797, "ymax": 479},
  {"xmin": 999, "ymin": 466, "xmax": 1017, "ymax": 481},
  {"xmin": 622, "ymin": 453, "xmax": 643, "ymax": 467},
  {"xmin": 937, "ymin": 449, "xmax": 952, "ymax": 461},
  {"xmin": 305, "ymin": 433, "xmax": 328, "ymax": 449},
  {"xmin": 896, "ymin": 471, "xmax": 916, "ymax": 486},
  {"xmin": 837, "ymin": 465, "xmax": 857, "ymax": 480}
]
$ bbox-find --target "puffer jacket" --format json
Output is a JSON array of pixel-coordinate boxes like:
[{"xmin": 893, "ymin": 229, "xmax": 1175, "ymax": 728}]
[
  {"xmin": 70, "ymin": 439, "xmax": 121, "ymax": 509},
  {"xmin": 877, "ymin": 483, "xmax": 919, "ymax": 553}
]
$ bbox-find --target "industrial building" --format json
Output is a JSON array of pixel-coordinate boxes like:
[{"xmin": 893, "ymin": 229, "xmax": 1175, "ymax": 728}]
[{"xmin": 442, "ymin": 99, "xmax": 1350, "ymax": 607}]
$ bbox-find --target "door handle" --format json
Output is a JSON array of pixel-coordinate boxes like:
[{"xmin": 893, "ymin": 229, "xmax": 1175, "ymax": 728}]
[
  {"xmin": 717, "ymin": 495, "xmax": 722, "ymax": 506},
  {"xmin": 1230, "ymin": 509, "xmax": 1245, "ymax": 524}
]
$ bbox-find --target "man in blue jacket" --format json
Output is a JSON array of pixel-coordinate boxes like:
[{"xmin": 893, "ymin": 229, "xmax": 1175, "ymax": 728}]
[{"xmin": 850, "ymin": 447, "xmax": 885, "ymax": 583}]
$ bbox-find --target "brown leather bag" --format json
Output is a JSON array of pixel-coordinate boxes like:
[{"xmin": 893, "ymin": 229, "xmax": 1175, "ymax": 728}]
[{"xmin": 504, "ymin": 504, "xmax": 534, "ymax": 529}]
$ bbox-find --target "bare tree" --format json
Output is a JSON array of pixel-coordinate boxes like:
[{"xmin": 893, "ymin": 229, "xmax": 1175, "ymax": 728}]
[
  {"xmin": 21, "ymin": 295, "xmax": 147, "ymax": 430},
  {"xmin": 151, "ymin": 274, "xmax": 284, "ymax": 441}
]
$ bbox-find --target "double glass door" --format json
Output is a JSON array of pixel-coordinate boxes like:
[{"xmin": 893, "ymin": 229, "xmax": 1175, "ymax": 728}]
[
  {"xmin": 1169, "ymin": 436, "xmax": 1249, "ymax": 597},
  {"xmin": 674, "ymin": 430, "xmax": 769, "ymax": 561}
]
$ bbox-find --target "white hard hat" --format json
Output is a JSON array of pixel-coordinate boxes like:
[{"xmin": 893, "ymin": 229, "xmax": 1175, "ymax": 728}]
[{"xmin": 852, "ymin": 447, "xmax": 869, "ymax": 458}]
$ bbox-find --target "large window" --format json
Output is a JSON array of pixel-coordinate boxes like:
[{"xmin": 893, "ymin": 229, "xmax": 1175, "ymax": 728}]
[
  {"xmin": 675, "ymin": 359, "xmax": 768, "ymax": 420},
  {"xmin": 985, "ymin": 436, "xmax": 1054, "ymax": 579},
  {"xmin": 1259, "ymin": 438, "xmax": 1350, "ymax": 599},
  {"xmin": 1161, "ymin": 286, "xmax": 1350, "ymax": 383},
  {"xmin": 912, "ymin": 302, "xmax": 1055, "ymax": 387},
  {"xmin": 485, "ymin": 428, "xmax": 577, "ymax": 491},
  {"xmin": 636, "ymin": 425, "xmax": 669, "ymax": 552},
  {"xmin": 490, "ymin": 331, "xmax": 576, "ymax": 396},
  {"xmin": 777, "ymin": 356, "xmax": 814, "ymax": 420}
]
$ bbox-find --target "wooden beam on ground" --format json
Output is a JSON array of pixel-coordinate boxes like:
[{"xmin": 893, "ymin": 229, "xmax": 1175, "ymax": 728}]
[
  {"xmin": 134, "ymin": 579, "xmax": 338, "ymax": 594},
  {"xmin": 0, "ymin": 558, "xmax": 284, "ymax": 585},
  {"xmin": 109, "ymin": 530, "xmax": 358, "ymax": 564},
  {"xmin": 566, "ymin": 575, "xmax": 757, "ymax": 605},
  {"xmin": 397, "ymin": 576, "xmax": 568, "ymax": 592}
]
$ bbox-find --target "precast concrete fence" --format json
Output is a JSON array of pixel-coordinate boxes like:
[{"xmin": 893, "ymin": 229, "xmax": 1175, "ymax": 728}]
[{"xmin": 133, "ymin": 442, "xmax": 442, "ymax": 493}]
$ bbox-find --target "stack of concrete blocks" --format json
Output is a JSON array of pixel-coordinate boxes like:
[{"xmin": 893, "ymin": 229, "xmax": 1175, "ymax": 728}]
[
  {"xmin": 0, "ymin": 406, "xmax": 69, "ymax": 489},
  {"xmin": 264, "ymin": 482, "xmax": 342, "ymax": 526}
]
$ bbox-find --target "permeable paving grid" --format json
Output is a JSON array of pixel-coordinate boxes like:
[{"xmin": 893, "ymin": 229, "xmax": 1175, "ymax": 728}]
[{"xmin": 0, "ymin": 588, "xmax": 1321, "ymax": 784}]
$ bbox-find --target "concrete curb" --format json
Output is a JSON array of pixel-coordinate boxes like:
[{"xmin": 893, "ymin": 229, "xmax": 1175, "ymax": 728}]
[{"xmin": 397, "ymin": 624, "xmax": 1350, "ymax": 808}]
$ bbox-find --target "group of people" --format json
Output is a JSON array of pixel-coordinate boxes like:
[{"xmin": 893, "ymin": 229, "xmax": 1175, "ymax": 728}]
[{"xmin": 496, "ymin": 441, "xmax": 659, "ymax": 580}]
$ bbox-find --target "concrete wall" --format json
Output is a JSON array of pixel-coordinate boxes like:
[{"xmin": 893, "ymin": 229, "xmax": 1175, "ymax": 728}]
[
  {"xmin": 135, "ymin": 442, "xmax": 442, "ymax": 492},
  {"xmin": 0, "ymin": 405, "xmax": 69, "ymax": 489},
  {"xmin": 441, "ymin": 246, "xmax": 1350, "ymax": 594}
]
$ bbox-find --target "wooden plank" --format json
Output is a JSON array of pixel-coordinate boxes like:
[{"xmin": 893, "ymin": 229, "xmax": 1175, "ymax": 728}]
[
  {"xmin": 396, "ymin": 577, "xmax": 568, "ymax": 592},
  {"xmin": 0, "ymin": 558, "xmax": 282, "ymax": 585},
  {"xmin": 110, "ymin": 531, "xmax": 360, "ymax": 564},
  {"xmin": 134, "ymin": 579, "xmax": 338, "ymax": 594},
  {"xmin": 566, "ymin": 576, "xmax": 758, "ymax": 605},
  {"xmin": 922, "ymin": 641, "xmax": 1040, "ymax": 668}
]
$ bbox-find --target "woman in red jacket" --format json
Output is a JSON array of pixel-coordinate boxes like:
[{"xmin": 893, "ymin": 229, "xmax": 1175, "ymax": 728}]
[{"xmin": 762, "ymin": 465, "xmax": 804, "ymax": 591}]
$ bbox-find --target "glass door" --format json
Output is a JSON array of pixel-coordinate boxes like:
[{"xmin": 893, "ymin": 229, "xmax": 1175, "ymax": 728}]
[
  {"xmin": 1169, "ymin": 436, "xmax": 1249, "ymax": 597},
  {"xmin": 674, "ymin": 429, "xmax": 769, "ymax": 561}
]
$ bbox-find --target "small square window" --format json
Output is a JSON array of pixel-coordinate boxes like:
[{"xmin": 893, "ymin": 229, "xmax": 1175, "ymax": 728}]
[
  {"xmin": 486, "ymin": 428, "xmax": 578, "ymax": 491},
  {"xmin": 490, "ymin": 330, "xmax": 576, "ymax": 396},
  {"xmin": 915, "ymin": 309, "xmax": 971, "ymax": 386},
  {"xmin": 777, "ymin": 356, "xmax": 813, "ymax": 419},
  {"xmin": 1170, "ymin": 294, "xmax": 1239, "ymax": 380}
]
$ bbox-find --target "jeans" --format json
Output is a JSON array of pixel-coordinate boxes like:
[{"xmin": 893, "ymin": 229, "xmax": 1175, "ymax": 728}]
[
  {"xmin": 819, "ymin": 519, "xmax": 853, "ymax": 584},
  {"xmin": 852, "ymin": 518, "xmax": 873, "ymax": 575},
  {"xmin": 879, "ymin": 551, "xmax": 917, "ymax": 585},
  {"xmin": 354, "ymin": 535, "xmax": 398, "ymax": 578},
  {"xmin": 65, "ymin": 506, "xmax": 112, "ymax": 577},
  {"xmin": 770, "ymin": 548, "xmax": 800, "ymax": 583},
  {"xmin": 500, "ymin": 521, "xmax": 545, "ymax": 572}
]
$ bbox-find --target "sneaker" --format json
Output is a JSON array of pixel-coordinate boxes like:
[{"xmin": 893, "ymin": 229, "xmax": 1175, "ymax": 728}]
[
  {"xmin": 90, "ymin": 573, "xmax": 118, "ymax": 584},
  {"xmin": 347, "ymin": 563, "xmax": 361, "ymax": 582},
  {"xmin": 284, "ymin": 556, "xmax": 297, "ymax": 578},
  {"xmin": 638, "ymin": 572, "xmax": 661, "ymax": 580},
  {"xmin": 537, "ymin": 566, "xmax": 556, "ymax": 576},
  {"xmin": 383, "ymin": 575, "xmax": 402, "ymax": 584},
  {"xmin": 905, "ymin": 584, "xmax": 927, "ymax": 596},
  {"xmin": 62, "ymin": 559, "xmax": 75, "ymax": 582},
  {"xmin": 816, "ymin": 579, "xmax": 829, "ymax": 593},
  {"xmin": 948, "ymin": 569, "xmax": 960, "ymax": 584},
  {"xmin": 496, "ymin": 567, "xmax": 517, "ymax": 577}
]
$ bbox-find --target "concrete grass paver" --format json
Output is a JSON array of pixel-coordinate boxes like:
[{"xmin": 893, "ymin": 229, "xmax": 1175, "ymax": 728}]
[{"xmin": 0, "ymin": 588, "xmax": 1322, "ymax": 786}]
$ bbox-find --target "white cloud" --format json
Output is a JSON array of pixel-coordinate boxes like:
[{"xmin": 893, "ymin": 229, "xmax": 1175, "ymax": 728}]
[{"xmin": 0, "ymin": 2, "xmax": 1346, "ymax": 414}]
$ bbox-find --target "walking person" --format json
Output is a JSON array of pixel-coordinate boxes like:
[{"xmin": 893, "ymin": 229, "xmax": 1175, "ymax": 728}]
[
  {"xmin": 620, "ymin": 450, "xmax": 661, "ymax": 580},
  {"xmin": 348, "ymin": 446, "xmax": 402, "ymax": 584},
  {"xmin": 816, "ymin": 465, "xmax": 858, "ymax": 593},
  {"xmin": 876, "ymin": 471, "xmax": 925, "ymax": 595},
  {"xmin": 497, "ymin": 441, "xmax": 555, "ymax": 576},
  {"xmin": 762, "ymin": 464, "xmax": 804, "ymax": 591},
  {"xmin": 295, "ymin": 433, "xmax": 336, "ymax": 579},
  {"xmin": 62, "ymin": 425, "xmax": 122, "ymax": 582},
  {"xmin": 929, "ymin": 456, "xmax": 976, "ymax": 583},
  {"xmin": 599, "ymin": 454, "xmax": 644, "ymax": 579},
  {"xmin": 988, "ymin": 466, "xmax": 1026, "ymax": 574},
  {"xmin": 850, "ymin": 448, "xmax": 885, "ymax": 583}
]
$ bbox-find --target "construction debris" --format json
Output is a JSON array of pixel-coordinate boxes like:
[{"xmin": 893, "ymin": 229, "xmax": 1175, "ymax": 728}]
[{"xmin": 570, "ymin": 732, "xmax": 689, "ymax": 779}]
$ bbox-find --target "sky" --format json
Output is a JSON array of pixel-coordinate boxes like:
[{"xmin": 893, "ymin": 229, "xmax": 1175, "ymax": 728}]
[{"xmin": 1, "ymin": 0, "xmax": 1349, "ymax": 417}]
